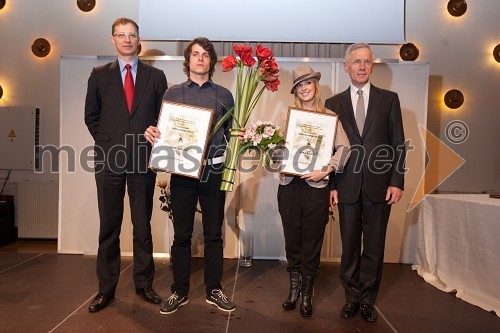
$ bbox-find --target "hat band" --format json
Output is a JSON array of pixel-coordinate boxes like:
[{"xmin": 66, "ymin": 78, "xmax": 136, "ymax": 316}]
[{"xmin": 293, "ymin": 73, "xmax": 313, "ymax": 85}]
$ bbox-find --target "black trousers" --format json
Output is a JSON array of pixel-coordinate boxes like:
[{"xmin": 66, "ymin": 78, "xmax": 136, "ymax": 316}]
[
  {"xmin": 338, "ymin": 183, "xmax": 391, "ymax": 305},
  {"xmin": 95, "ymin": 168, "xmax": 156, "ymax": 295},
  {"xmin": 169, "ymin": 164, "xmax": 226, "ymax": 297},
  {"xmin": 277, "ymin": 179, "xmax": 329, "ymax": 277}
]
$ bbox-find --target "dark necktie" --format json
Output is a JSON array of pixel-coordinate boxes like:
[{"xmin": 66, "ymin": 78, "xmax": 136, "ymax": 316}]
[
  {"xmin": 124, "ymin": 64, "xmax": 134, "ymax": 113},
  {"xmin": 356, "ymin": 90, "xmax": 365, "ymax": 134}
]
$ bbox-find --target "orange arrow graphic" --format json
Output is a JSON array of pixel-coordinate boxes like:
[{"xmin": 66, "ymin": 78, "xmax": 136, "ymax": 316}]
[{"xmin": 408, "ymin": 124, "xmax": 465, "ymax": 212}]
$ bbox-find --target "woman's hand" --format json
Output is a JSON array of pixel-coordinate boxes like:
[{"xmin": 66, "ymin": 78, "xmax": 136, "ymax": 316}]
[
  {"xmin": 300, "ymin": 165, "xmax": 334, "ymax": 182},
  {"xmin": 231, "ymin": 128, "xmax": 246, "ymax": 141}
]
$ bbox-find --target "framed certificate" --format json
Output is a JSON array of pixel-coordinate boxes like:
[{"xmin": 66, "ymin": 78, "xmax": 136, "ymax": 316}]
[
  {"xmin": 280, "ymin": 107, "xmax": 338, "ymax": 176},
  {"xmin": 149, "ymin": 100, "xmax": 213, "ymax": 179}
]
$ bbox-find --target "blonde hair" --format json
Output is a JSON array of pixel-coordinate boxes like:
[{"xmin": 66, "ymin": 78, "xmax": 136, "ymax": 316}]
[{"xmin": 293, "ymin": 78, "xmax": 326, "ymax": 113}]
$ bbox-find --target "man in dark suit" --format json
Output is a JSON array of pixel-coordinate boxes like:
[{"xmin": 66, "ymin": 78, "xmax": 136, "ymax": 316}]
[
  {"xmin": 325, "ymin": 43, "xmax": 406, "ymax": 322},
  {"xmin": 84, "ymin": 17, "xmax": 168, "ymax": 312}
]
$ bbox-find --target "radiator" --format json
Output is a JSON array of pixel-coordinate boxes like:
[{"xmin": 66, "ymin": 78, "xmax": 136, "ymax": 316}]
[{"xmin": 18, "ymin": 181, "xmax": 58, "ymax": 239}]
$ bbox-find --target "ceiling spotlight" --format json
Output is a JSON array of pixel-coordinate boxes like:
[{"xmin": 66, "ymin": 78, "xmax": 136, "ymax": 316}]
[
  {"xmin": 400, "ymin": 43, "xmax": 419, "ymax": 61},
  {"xmin": 31, "ymin": 38, "xmax": 51, "ymax": 58},
  {"xmin": 0, "ymin": 85, "xmax": 3, "ymax": 99},
  {"xmin": 77, "ymin": 0, "xmax": 96, "ymax": 12},
  {"xmin": 447, "ymin": 0, "xmax": 467, "ymax": 17},
  {"xmin": 444, "ymin": 89, "xmax": 464, "ymax": 109},
  {"xmin": 0, "ymin": 0, "xmax": 6, "ymax": 11}
]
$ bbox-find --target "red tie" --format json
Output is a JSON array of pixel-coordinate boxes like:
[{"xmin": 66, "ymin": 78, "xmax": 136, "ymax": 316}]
[{"xmin": 124, "ymin": 64, "xmax": 134, "ymax": 113}]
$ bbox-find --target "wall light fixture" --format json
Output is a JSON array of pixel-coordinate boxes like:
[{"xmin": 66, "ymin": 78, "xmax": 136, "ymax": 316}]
[
  {"xmin": 32, "ymin": 38, "xmax": 51, "ymax": 57},
  {"xmin": 400, "ymin": 43, "xmax": 419, "ymax": 61},
  {"xmin": 444, "ymin": 89, "xmax": 464, "ymax": 109},
  {"xmin": 447, "ymin": 0, "xmax": 467, "ymax": 17},
  {"xmin": 494, "ymin": 44, "xmax": 500, "ymax": 63},
  {"xmin": 77, "ymin": 0, "xmax": 96, "ymax": 12}
]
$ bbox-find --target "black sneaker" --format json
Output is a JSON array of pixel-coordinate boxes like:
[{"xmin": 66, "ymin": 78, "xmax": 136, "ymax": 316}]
[
  {"xmin": 160, "ymin": 292, "xmax": 189, "ymax": 314},
  {"xmin": 205, "ymin": 289, "xmax": 235, "ymax": 312}
]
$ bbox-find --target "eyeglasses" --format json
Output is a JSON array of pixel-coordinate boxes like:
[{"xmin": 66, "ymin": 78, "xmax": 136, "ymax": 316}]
[
  {"xmin": 347, "ymin": 59, "xmax": 373, "ymax": 68},
  {"xmin": 113, "ymin": 33, "xmax": 139, "ymax": 40}
]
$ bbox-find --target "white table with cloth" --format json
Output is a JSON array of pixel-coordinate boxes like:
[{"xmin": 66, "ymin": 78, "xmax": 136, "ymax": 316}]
[{"xmin": 412, "ymin": 194, "xmax": 500, "ymax": 316}]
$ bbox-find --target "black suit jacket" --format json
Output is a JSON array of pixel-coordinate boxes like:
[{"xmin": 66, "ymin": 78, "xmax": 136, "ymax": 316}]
[
  {"xmin": 325, "ymin": 85, "xmax": 405, "ymax": 203},
  {"xmin": 85, "ymin": 60, "xmax": 167, "ymax": 173}
]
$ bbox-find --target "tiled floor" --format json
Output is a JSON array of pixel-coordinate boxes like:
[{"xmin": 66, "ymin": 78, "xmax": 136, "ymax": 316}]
[{"xmin": 0, "ymin": 241, "xmax": 498, "ymax": 333}]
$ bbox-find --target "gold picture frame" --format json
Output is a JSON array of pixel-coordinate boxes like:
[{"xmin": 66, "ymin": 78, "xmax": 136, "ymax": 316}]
[{"xmin": 280, "ymin": 107, "xmax": 338, "ymax": 177}]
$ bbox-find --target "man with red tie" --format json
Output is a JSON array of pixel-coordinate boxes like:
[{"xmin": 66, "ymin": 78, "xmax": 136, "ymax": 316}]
[{"xmin": 84, "ymin": 17, "xmax": 167, "ymax": 312}]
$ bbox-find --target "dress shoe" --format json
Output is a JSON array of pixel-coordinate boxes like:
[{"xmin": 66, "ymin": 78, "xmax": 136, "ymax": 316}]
[
  {"xmin": 340, "ymin": 301, "xmax": 360, "ymax": 319},
  {"xmin": 360, "ymin": 304, "xmax": 378, "ymax": 322},
  {"xmin": 88, "ymin": 293, "xmax": 114, "ymax": 313},
  {"xmin": 136, "ymin": 286, "xmax": 162, "ymax": 304}
]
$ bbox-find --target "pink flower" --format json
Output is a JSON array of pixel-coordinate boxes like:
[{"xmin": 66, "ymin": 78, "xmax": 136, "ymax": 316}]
[
  {"xmin": 252, "ymin": 134, "xmax": 263, "ymax": 145},
  {"xmin": 263, "ymin": 126, "xmax": 275, "ymax": 137}
]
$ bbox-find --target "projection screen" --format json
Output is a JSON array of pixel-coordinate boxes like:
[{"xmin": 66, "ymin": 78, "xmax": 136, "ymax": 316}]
[{"xmin": 139, "ymin": 0, "xmax": 405, "ymax": 44}]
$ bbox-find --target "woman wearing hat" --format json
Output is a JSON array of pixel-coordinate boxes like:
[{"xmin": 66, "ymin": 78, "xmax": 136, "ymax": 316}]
[{"xmin": 278, "ymin": 65, "xmax": 350, "ymax": 317}]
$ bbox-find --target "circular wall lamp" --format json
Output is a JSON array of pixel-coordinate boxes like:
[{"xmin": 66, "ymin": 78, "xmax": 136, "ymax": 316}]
[
  {"xmin": 400, "ymin": 43, "xmax": 419, "ymax": 61},
  {"xmin": 447, "ymin": 0, "xmax": 467, "ymax": 17},
  {"xmin": 0, "ymin": 85, "xmax": 3, "ymax": 99},
  {"xmin": 444, "ymin": 89, "xmax": 464, "ymax": 109},
  {"xmin": 0, "ymin": 0, "xmax": 6, "ymax": 10},
  {"xmin": 77, "ymin": 0, "xmax": 96, "ymax": 12},
  {"xmin": 494, "ymin": 44, "xmax": 500, "ymax": 63},
  {"xmin": 32, "ymin": 38, "xmax": 51, "ymax": 57}
]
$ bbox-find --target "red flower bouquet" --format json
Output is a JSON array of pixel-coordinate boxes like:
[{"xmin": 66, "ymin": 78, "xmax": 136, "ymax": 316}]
[{"xmin": 215, "ymin": 44, "xmax": 280, "ymax": 191}]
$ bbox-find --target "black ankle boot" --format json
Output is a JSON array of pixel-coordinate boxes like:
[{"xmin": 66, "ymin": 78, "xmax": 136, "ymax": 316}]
[
  {"xmin": 282, "ymin": 271, "xmax": 301, "ymax": 310},
  {"xmin": 299, "ymin": 275, "xmax": 314, "ymax": 317}
]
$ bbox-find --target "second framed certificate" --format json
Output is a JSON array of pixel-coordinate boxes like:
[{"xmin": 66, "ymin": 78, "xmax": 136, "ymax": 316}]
[
  {"xmin": 149, "ymin": 100, "xmax": 213, "ymax": 179},
  {"xmin": 280, "ymin": 107, "xmax": 338, "ymax": 176}
]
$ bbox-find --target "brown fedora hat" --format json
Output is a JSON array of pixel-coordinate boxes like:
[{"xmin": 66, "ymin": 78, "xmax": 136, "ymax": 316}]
[{"xmin": 290, "ymin": 65, "xmax": 321, "ymax": 94}]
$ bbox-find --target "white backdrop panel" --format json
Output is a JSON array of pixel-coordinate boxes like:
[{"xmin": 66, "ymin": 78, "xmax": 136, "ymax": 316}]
[{"xmin": 59, "ymin": 56, "xmax": 427, "ymax": 264}]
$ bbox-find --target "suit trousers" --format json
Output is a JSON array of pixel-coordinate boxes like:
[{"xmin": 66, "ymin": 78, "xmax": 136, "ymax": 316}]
[
  {"xmin": 169, "ymin": 164, "xmax": 226, "ymax": 297},
  {"xmin": 338, "ymin": 182, "xmax": 391, "ymax": 305},
  {"xmin": 95, "ymin": 168, "xmax": 156, "ymax": 295},
  {"xmin": 277, "ymin": 178, "xmax": 329, "ymax": 277}
]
